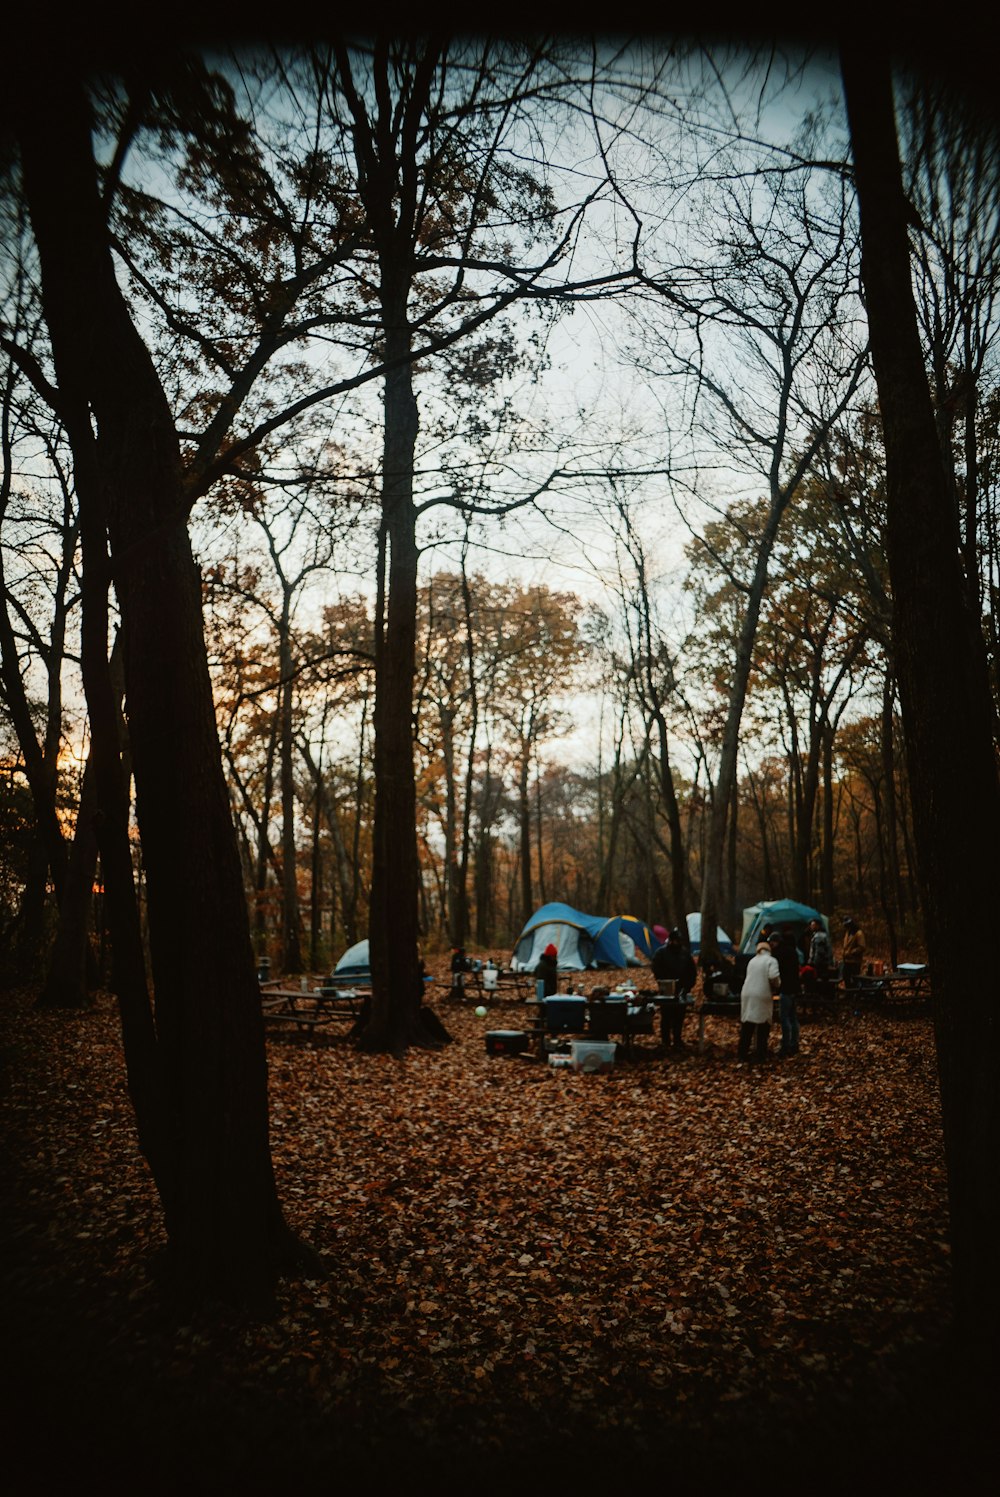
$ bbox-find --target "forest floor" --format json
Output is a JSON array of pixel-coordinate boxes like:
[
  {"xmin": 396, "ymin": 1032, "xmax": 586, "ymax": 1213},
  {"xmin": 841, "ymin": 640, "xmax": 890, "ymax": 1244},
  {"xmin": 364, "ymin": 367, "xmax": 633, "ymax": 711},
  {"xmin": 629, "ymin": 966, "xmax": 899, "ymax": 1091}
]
[{"xmin": 0, "ymin": 968, "xmax": 988, "ymax": 1495}]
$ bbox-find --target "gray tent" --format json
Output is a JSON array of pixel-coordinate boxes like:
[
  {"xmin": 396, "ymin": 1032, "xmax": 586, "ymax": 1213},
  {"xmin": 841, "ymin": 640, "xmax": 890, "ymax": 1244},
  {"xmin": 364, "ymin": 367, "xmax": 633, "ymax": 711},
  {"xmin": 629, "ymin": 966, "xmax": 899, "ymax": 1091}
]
[{"xmin": 330, "ymin": 938, "xmax": 371, "ymax": 984}]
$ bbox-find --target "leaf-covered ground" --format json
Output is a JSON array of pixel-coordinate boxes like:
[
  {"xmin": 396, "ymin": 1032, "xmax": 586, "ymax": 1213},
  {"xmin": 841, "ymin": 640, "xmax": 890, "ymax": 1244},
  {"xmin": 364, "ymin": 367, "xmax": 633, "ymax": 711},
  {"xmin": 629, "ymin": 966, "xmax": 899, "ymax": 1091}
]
[{"xmin": 0, "ymin": 975, "xmax": 984, "ymax": 1493}]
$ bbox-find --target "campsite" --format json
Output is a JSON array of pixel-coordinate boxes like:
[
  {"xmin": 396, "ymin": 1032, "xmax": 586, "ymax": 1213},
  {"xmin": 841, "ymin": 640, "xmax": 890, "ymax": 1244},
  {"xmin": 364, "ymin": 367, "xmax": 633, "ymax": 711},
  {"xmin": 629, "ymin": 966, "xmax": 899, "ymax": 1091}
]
[
  {"xmin": 2, "ymin": 29, "xmax": 998, "ymax": 1495},
  {"xmin": 0, "ymin": 968, "xmax": 981, "ymax": 1493}
]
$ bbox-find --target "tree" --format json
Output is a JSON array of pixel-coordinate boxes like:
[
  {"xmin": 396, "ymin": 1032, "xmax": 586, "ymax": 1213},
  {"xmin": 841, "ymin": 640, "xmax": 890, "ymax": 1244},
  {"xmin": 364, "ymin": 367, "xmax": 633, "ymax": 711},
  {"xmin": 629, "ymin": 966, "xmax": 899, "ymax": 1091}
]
[
  {"xmin": 0, "ymin": 354, "xmax": 79, "ymax": 980},
  {"xmin": 602, "ymin": 487, "xmax": 691, "ymax": 928},
  {"xmin": 618, "ymin": 85, "xmax": 870, "ymax": 964},
  {"xmin": 9, "ymin": 60, "xmax": 312, "ymax": 1309},
  {"xmin": 488, "ymin": 582, "xmax": 588, "ymax": 927},
  {"xmin": 841, "ymin": 44, "xmax": 1000, "ymax": 1361},
  {"xmin": 902, "ymin": 79, "xmax": 1000, "ymax": 614},
  {"xmin": 320, "ymin": 38, "xmax": 637, "ymax": 1047}
]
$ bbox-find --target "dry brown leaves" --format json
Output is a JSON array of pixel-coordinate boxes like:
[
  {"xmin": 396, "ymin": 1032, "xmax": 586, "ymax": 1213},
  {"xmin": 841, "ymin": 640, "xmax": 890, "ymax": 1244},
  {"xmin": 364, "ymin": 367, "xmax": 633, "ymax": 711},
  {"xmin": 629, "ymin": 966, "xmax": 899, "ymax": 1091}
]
[{"xmin": 0, "ymin": 971, "xmax": 966, "ymax": 1492}]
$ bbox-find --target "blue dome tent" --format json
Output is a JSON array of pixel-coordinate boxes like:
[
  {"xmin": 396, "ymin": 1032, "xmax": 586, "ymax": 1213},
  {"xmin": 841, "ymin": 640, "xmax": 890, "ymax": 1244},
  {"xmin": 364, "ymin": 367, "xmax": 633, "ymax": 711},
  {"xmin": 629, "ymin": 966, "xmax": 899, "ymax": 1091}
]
[
  {"xmin": 511, "ymin": 903, "xmax": 654, "ymax": 971},
  {"xmin": 739, "ymin": 900, "xmax": 828, "ymax": 954}
]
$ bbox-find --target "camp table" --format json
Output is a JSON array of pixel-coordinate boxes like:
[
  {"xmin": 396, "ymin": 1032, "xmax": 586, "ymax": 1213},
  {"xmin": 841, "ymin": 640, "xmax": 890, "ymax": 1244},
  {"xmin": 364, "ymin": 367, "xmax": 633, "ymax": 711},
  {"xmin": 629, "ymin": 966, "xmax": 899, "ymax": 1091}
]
[
  {"xmin": 260, "ymin": 983, "xmax": 362, "ymax": 1039},
  {"xmin": 848, "ymin": 964, "xmax": 929, "ymax": 1011},
  {"xmin": 493, "ymin": 970, "xmax": 542, "ymax": 1001}
]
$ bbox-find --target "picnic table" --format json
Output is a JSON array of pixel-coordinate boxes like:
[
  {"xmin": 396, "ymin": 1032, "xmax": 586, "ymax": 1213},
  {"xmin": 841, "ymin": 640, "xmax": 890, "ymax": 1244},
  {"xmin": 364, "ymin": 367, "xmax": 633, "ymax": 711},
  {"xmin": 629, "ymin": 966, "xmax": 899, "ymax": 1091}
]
[
  {"xmin": 798, "ymin": 976, "xmax": 847, "ymax": 1022},
  {"xmin": 846, "ymin": 964, "xmax": 930, "ymax": 1010},
  {"xmin": 260, "ymin": 981, "xmax": 363, "ymax": 1039},
  {"xmin": 439, "ymin": 967, "xmax": 536, "ymax": 1003}
]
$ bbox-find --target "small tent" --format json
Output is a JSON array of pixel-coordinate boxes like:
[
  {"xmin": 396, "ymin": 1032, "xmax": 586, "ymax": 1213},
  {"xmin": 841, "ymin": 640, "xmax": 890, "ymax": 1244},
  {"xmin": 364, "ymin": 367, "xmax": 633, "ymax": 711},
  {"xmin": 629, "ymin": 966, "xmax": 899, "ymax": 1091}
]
[
  {"xmin": 617, "ymin": 915, "xmax": 657, "ymax": 961},
  {"xmin": 511, "ymin": 903, "xmax": 653, "ymax": 971},
  {"xmin": 739, "ymin": 900, "xmax": 828, "ymax": 954},
  {"xmin": 330, "ymin": 938, "xmax": 371, "ymax": 983},
  {"xmin": 685, "ymin": 912, "xmax": 735, "ymax": 956}
]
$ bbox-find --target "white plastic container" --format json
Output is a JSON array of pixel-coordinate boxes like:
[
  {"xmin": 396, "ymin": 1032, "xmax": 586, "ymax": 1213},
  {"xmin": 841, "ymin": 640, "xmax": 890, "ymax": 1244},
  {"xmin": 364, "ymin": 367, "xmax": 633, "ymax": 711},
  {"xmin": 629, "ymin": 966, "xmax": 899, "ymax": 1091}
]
[
  {"xmin": 569, "ymin": 1040, "xmax": 617, "ymax": 1074},
  {"xmin": 482, "ymin": 967, "xmax": 498, "ymax": 991}
]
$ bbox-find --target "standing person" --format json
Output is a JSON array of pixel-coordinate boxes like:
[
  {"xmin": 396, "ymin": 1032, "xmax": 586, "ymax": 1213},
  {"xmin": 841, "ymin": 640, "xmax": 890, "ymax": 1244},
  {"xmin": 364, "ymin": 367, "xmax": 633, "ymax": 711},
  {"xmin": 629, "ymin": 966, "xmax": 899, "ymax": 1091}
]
[
  {"xmin": 651, "ymin": 926, "xmax": 697, "ymax": 1048},
  {"xmin": 534, "ymin": 942, "xmax": 559, "ymax": 996},
  {"xmin": 739, "ymin": 941, "xmax": 780, "ymax": 1063},
  {"xmin": 842, "ymin": 918, "xmax": 866, "ymax": 983},
  {"xmin": 808, "ymin": 918, "xmax": 833, "ymax": 978},
  {"xmin": 771, "ymin": 928, "xmax": 802, "ymax": 1058}
]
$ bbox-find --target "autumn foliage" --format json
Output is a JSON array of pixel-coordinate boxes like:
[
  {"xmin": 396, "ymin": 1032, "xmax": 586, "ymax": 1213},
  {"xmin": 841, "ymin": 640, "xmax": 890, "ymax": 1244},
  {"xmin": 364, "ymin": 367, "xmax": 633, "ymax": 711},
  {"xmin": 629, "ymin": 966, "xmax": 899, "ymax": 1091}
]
[{"xmin": 1, "ymin": 972, "xmax": 980, "ymax": 1490}]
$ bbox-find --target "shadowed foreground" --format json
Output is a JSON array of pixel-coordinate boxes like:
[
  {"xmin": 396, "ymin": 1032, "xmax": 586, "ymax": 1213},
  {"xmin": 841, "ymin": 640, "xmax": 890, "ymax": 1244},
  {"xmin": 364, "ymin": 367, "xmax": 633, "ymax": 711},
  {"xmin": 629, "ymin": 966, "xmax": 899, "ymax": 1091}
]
[{"xmin": 0, "ymin": 980, "xmax": 987, "ymax": 1492}]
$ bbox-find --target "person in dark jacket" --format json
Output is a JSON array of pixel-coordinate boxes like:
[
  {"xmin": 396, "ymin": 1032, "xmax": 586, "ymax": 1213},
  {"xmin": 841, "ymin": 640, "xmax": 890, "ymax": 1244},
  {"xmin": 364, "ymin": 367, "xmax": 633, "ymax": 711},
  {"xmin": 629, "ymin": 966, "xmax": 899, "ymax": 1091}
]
[
  {"xmin": 807, "ymin": 918, "xmax": 833, "ymax": 977},
  {"xmin": 651, "ymin": 927, "xmax": 697, "ymax": 1047},
  {"xmin": 770, "ymin": 928, "xmax": 801, "ymax": 1057},
  {"xmin": 534, "ymin": 942, "xmax": 559, "ymax": 996}
]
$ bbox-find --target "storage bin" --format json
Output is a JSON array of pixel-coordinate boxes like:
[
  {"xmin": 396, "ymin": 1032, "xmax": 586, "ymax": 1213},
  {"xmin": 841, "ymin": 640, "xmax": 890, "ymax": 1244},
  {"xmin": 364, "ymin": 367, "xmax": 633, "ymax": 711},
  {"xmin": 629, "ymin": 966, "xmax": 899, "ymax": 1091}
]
[
  {"xmin": 543, "ymin": 996, "xmax": 587, "ymax": 1033},
  {"xmin": 484, "ymin": 1030, "xmax": 529, "ymax": 1057},
  {"xmin": 569, "ymin": 1039, "xmax": 617, "ymax": 1073}
]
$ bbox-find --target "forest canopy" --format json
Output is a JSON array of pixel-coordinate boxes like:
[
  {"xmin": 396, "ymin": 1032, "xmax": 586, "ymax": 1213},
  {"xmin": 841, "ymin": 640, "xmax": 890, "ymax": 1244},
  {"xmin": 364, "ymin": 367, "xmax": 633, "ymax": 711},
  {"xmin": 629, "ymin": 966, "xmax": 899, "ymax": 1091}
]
[{"xmin": 5, "ymin": 39, "xmax": 994, "ymax": 984}]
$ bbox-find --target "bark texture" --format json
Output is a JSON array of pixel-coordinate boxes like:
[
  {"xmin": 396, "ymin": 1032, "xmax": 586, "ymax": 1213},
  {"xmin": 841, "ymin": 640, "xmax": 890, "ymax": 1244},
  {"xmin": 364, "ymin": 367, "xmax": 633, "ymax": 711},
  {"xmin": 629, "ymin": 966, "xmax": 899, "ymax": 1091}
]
[
  {"xmin": 841, "ymin": 46, "xmax": 1000, "ymax": 1360},
  {"xmin": 17, "ymin": 68, "xmax": 309, "ymax": 1309}
]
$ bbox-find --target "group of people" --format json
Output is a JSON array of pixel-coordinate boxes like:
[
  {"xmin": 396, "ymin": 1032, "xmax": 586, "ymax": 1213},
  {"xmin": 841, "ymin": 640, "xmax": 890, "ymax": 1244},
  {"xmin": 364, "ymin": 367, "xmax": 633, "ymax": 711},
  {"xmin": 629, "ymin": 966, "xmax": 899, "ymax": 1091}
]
[
  {"xmin": 738, "ymin": 915, "xmax": 864, "ymax": 1064},
  {"xmin": 738, "ymin": 928, "xmax": 802, "ymax": 1063},
  {"xmin": 531, "ymin": 913, "xmax": 864, "ymax": 1063}
]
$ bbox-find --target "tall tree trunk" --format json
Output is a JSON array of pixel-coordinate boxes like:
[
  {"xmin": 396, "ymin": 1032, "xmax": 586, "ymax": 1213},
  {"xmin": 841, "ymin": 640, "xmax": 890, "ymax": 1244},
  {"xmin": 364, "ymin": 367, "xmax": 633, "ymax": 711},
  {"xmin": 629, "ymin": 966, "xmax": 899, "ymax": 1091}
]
[
  {"xmin": 474, "ymin": 753, "xmax": 497, "ymax": 947},
  {"xmin": 440, "ymin": 707, "xmax": 460, "ymax": 944},
  {"xmin": 517, "ymin": 739, "xmax": 533, "ymax": 927},
  {"xmin": 534, "ymin": 766, "xmax": 547, "ymax": 907},
  {"xmin": 455, "ymin": 558, "xmax": 479, "ymax": 949},
  {"xmin": 596, "ymin": 712, "xmax": 628, "ymax": 910},
  {"xmin": 653, "ymin": 710, "xmax": 687, "ymax": 931},
  {"xmin": 699, "ymin": 505, "xmax": 786, "ymax": 965},
  {"xmin": 363, "ymin": 299, "xmax": 428, "ymax": 1053},
  {"xmin": 725, "ymin": 759, "xmax": 738, "ymax": 938},
  {"xmin": 879, "ymin": 671, "xmax": 901, "ymax": 968},
  {"xmin": 309, "ymin": 756, "xmax": 324, "ymax": 974},
  {"xmin": 821, "ymin": 724, "xmax": 835, "ymax": 915},
  {"xmin": 842, "ymin": 46, "xmax": 1000, "ymax": 1361},
  {"xmin": 347, "ymin": 689, "xmax": 370, "ymax": 945},
  {"xmin": 18, "ymin": 70, "xmax": 310, "ymax": 1309},
  {"xmin": 279, "ymin": 600, "xmax": 302, "ymax": 973},
  {"xmin": 254, "ymin": 710, "xmax": 278, "ymax": 952},
  {"xmin": 0, "ymin": 576, "xmax": 68, "ymax": 908},
  {"xmin": 41, "ymin": 631, "xmax": 128, "ymax": 1008}
]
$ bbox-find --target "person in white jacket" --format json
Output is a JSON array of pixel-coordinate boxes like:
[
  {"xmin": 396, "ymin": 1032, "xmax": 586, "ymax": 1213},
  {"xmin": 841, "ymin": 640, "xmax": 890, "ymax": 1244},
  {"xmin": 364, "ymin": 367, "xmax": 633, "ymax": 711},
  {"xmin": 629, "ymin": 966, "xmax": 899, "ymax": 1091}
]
[{"xmin": 738, "ymin": 941, "xmax": 780, "ymax": 1062}]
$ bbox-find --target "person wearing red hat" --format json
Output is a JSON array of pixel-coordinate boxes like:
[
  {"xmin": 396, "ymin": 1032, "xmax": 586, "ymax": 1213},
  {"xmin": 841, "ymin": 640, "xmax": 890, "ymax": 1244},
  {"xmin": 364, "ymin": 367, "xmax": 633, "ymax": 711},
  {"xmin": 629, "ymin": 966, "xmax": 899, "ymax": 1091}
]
[{"xmin": 534, "ymin": 942, "xmax": 559, "ymax": 996}]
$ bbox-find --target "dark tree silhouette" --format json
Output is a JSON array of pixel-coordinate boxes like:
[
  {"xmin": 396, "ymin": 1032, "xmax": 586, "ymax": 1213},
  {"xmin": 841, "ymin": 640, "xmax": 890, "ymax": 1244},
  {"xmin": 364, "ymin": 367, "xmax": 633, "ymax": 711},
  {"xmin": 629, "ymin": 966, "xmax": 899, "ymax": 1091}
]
[{"xmin": 841, "ymin": 44, "xmax": 1000, "ymax": 1363}]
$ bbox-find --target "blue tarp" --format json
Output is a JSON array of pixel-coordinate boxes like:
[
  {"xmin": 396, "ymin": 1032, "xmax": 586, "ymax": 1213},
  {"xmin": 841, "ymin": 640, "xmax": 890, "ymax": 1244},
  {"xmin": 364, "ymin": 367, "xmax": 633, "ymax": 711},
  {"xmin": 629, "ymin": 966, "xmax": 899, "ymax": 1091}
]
[
  {"xmin": 740, "ymin": 900, "xmax": 829, "ymax": 954},
  {"xmin": 512, "ymin": 903, "xmax": 654, "ymax": 970}
]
